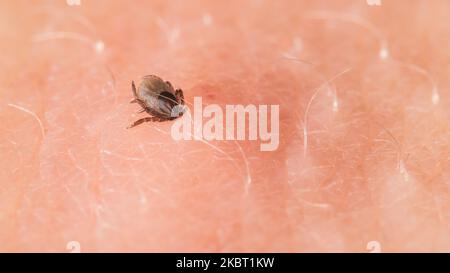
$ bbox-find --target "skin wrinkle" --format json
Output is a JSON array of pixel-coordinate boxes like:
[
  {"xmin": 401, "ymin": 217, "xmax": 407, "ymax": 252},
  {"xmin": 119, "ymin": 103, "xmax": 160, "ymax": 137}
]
[{"xmin": 0, "ymin": 0, "xmax": 450, "ymax": 251}]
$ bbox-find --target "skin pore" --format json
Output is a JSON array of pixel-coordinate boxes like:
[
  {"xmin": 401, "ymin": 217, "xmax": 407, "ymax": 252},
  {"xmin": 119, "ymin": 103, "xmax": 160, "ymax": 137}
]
[{"xmin": 1, "ymin": 0, "xmax": 450, "ymax": 252}]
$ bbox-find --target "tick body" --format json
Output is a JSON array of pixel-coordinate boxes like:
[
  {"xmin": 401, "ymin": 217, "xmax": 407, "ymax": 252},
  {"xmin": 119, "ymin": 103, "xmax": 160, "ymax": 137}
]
[{"xmin": 127, "ymin": 75, "xmax": 185, "ymax": 129}]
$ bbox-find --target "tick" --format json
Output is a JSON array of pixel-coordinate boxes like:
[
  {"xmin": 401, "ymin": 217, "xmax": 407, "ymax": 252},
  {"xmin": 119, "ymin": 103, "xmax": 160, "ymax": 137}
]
[{"xmin": 127, "ymin": 75, "xmax": 185, "ymax": 129}]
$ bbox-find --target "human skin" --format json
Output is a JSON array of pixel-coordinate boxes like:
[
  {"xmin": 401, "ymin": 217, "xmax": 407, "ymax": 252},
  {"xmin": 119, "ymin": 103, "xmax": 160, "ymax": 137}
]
[{"xmin": 1, "ymin": 0, "xmax": 450, "ymax": 252}]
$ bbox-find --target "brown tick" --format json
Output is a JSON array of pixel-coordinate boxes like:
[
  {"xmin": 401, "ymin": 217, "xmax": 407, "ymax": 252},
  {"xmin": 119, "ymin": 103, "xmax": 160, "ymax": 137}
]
[{"xmin": 127, "ymin": 75, "xmax": 185, "ymax": 129}]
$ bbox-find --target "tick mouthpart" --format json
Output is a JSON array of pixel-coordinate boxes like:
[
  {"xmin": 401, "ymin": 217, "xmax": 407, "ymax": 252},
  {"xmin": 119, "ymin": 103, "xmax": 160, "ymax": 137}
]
[{"xmin": 170, "ymin": 105, "xmax": 187, "ymax": 118}]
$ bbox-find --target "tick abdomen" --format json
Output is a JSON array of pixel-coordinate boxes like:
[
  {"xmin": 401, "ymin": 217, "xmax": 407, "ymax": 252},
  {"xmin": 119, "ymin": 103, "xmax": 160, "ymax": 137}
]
[
  {"xmin": 137, "ymin": 78, "xmax": 172, "ymax": 107},
  {"xmin": 139, "ymin": 75, "xmax": 175, "ymax": 96}
]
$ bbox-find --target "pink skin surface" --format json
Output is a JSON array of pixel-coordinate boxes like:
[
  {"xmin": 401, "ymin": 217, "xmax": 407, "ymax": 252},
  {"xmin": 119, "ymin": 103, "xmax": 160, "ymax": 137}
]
[{"xmin": 1, "ymin": 0, "xmax": 450, "ymax": 252}]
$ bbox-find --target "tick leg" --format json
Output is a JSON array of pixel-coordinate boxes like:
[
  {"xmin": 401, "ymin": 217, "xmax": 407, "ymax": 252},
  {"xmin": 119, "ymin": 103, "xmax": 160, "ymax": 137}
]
[
  {"xmin": 127, "ymin": 116, "xmax": 166, "ymax": 129},
  {"xmin": 136, "ymin": 108, "xmax": 146, "ymax": 114},
  {"xmin": 132, "ymin": 80, "xmax": 138, "ymax": 98},
  {"xmin": 175, "ymin": 89, "xmax": 184, "ymax": 105}
]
